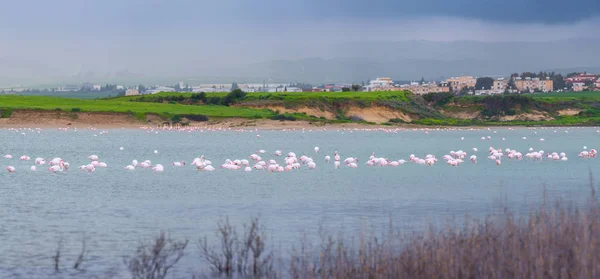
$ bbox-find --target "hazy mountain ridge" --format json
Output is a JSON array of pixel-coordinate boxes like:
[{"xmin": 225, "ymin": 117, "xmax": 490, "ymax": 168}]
[{"xmin": 1, "ymin": 39, "xmax": 599, "ymax": 86}]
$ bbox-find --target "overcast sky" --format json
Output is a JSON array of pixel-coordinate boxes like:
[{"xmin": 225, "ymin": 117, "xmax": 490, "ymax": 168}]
[{"xmin": 0, "ymin": 0, "xmax": 599, "ymax": 82}]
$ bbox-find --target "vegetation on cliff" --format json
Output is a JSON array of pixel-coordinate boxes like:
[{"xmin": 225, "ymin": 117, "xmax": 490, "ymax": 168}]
[{"xmin": 1, "ymin": 90, "xmax": 600, "ymax": 126}]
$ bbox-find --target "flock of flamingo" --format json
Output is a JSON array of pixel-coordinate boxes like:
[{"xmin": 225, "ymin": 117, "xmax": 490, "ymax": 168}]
[{"xmin": 1, "ymin": 126, "xmax": 598, "ymax": 174}]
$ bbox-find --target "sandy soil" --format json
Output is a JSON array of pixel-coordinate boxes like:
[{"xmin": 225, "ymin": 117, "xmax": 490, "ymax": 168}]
[
  {"xmin": 345, "ymin": 106, "xmax": 413, "ymax": 123},
  {"xmin": 499, "ymin": 110, "xmax": 554, "ymax": 121},
  {"xmin": 557, "ymin": 109, "xmax": 582, "ymax": 116},
  {"xmin": 0, "ymin": 109, "xmax": 582, "ymax": 130},
  {"xmin": 440, "ymin": 109, "xmax": 481, "ymax": 119},
  {"xmin": 264, "ymin": 106, "xmax": 335, "ymax": 119},
  {"xmin": 0, "ymin": 110, "xmax": 146, "ymax": 128},
  {"xmin": 0, "ymin": 110, "xmax": 393, "ymax": 130}
]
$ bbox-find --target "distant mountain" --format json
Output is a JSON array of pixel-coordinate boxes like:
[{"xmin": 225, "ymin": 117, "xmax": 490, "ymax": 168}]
[
  {"xmin": 1, "ymin": 39, "xmax": 599, "ymax": 86},
  {"xmin": 214, "ymin": 39, "xmax": 600, "ymax": 83},
  {"xmin": 543, "ymin": 67, "xmax": 600, "ymax": 75}
]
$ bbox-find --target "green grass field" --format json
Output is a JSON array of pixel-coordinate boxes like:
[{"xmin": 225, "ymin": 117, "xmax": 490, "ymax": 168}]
[
  {"xmin": 121, "ymin": 90, "xmax": 411, "ymax": 102},
  {"xmin": 529, "ymin": 91, "xmax": 600, "ymax": 98},
  {"xmin": 0, "ymin": 95, "xmax": 273, "ymax": 118}
]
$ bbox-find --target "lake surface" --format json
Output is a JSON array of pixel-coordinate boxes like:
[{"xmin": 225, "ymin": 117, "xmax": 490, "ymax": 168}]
[{"xmin": 0, "ymin": 126, "xmax": 598, "ymax": 278}]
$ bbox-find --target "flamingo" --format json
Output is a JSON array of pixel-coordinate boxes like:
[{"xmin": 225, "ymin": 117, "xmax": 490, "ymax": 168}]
[
  {"xmin": 314, "ymin": 147, "xmax": 319, "ymax": 153},
  {"xmin": 470, "ymin": 155, "xmax": 477, "ymax": 163},
  {"xmin": 152, "ymin": 164, "xmax": 164, "ymax": 172},
  {"xmin": 334, "ymin": 161, "xmax": 341, "ymax": 169},
  {"xmin": 85, "ymin": 164, "xmax": 95, "ymax": 173},
  {"xmin": 20, "ymin": 155, "xmax": 30, "ymax": 161},
  {"xmin": 325, "ymin": 156, "xmax": 331, "ymax": 163},
  {"xmin": 172, "ymin": 161, "xmax": 186, "ymax": 167},
  {"xmin": 6, "ymin": 166, "xmax": 16, "ymax": 172},
  {"xmin": 48, "ymin": 165, "xmax": 62, "ymax": 173},
  {"xmin": 3, "ymin": 155, "xmax": 12, "ymax": 159},
  {"xmin": 124, "ymin": 165, "xmax": 135, "ymax": 171},
  {"xmin": 343, "ymin": 157, "xmax": 358, "ymax": 165},
  {"xmin": 30, "ymin": 166, "xmax": 36, "ymax": 171},
  {"xmin": 253, "ymin": 165, "xmax": 264, "ymax": 170},
  {"xmin": 49, "ymin": 158, "xmax": 63, "ymax": 166},
  {"xmin": 202, "ymin": 165, "xmax": 215, "ymax": 172}
]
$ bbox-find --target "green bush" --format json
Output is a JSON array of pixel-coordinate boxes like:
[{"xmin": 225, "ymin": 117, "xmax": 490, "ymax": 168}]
[
  {"xmin": 134, "ymin": 112, "xmax": 146, "ymax": 121},
  {"xmin": 389, "ymin": 118, "xmax": 406, "ymax": 123},
  {"xmin": 271, "ymin": 114, "xmax": 296, "ymax": 121},
  {"xmin": 71, "ymin": 108, "xmax": 81, "ymax": 112},
  {"xmin": 185, "ymin": 114, "xmax": 209, "ymax": 122},
  {"xmin": 206, "ymin": 97, "xmax": 222, "ymax": 105},
  {"xmin": 191, "ymin": 92, "xmax": 207, "ymax": 103},
  {"xmin": 171, "ymin": 114, "xmax": 183, "ymax": 123},
  {"xmin": 422, "ymin": 92, "xmax": 454, "ymax": 106},
  {"xmin": 0, "ymin": 108, "xmax": 13, "ymax": 118},
  {"xmin": 221, "ymin": 89, "xmax": 247, "ymax": 106}
]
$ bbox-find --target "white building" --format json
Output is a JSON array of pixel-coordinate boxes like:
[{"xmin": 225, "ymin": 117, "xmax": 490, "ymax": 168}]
[
  {"xmin": 367, "ymin": 77, "xmax": 394, "ymax": 91},
  {"xmin": 191, "ymin": 86, "xmax": 220, "ymax": 93},
  {"xmin": 572, "ymin": 82, "xmax": 586, "ymax": 92},
  {"xmin": 144, "ymin": 86, "xmax": 175, "ymax": 94},
  {"xmin": 285, "ymin": 87, "xmax": 302, "ymax": 92},
  {"xmin": 125, "ymin": 89, "xmax": 139, "ymax": 96},
  {"xmin": 92, "ymin": 85, "xmax": 102, "ymax": 91}
]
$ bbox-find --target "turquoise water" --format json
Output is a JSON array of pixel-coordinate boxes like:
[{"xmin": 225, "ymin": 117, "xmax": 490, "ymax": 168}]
[{"xmin": 0, "ymin": 127, "xmax": 598, "ymax": 277}]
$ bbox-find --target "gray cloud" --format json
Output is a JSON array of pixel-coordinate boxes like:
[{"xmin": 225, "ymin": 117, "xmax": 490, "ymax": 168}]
[{"xmin": 0, "ymin": 1, "xmax": 599, "ymax": 85}]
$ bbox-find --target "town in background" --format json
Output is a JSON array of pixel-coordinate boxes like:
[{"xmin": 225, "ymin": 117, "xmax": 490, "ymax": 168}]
[{"xmin": 2, "ymin": 72, "xmax": 600, "ymax": 97}]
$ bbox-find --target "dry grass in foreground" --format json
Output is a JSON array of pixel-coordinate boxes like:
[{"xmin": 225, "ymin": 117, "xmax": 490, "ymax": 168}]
[{"xmin": 55, "ymin": 187, "xmax": 600, "ymax": 278}]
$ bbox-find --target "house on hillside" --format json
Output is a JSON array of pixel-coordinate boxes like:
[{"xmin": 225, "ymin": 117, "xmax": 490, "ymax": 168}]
[
  {"xmin": 565, "ymin": 73, "xmax": 597, "ymax": 84},
  {"xmin": 596, "ymin": 78, "xmax": 600, "ymax": 90},
  {"xmin": 445, "ymin": 76, "xmax": 477, "ymax": 93},
  {"xmin": 493, "ymin": 78, "xmax": 508, "ymax": 91},
  {"xmin": 395, "ymin": 81, "xmax": 450, "ymax": 95},
  {"xmin": 514, "ymin": 77, "xmax": 553, "ymax": 93},
  {"xmin": 366, "ymin": 77, "xmax": 395, "ymax": 91},
  {"xmin": 572, "ymin": 82, "xmax": 586, "ymax": 92}
]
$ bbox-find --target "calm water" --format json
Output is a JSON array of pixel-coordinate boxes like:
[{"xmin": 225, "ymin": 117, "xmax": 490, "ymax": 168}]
[{"xmin": 0, "ymin": 127, "xmax": 598, "ymax": 278}]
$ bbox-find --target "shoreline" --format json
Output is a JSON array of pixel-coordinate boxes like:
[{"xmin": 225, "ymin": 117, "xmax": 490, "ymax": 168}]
[{"xmin": 0, "ymin": 109, "xmax": 596, "ymax": 130}]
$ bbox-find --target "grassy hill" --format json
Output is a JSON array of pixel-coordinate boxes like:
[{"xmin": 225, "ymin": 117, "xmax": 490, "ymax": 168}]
[{"xmin": 1, "ymin": 91, "xmax": 600, "ymax": 126}]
